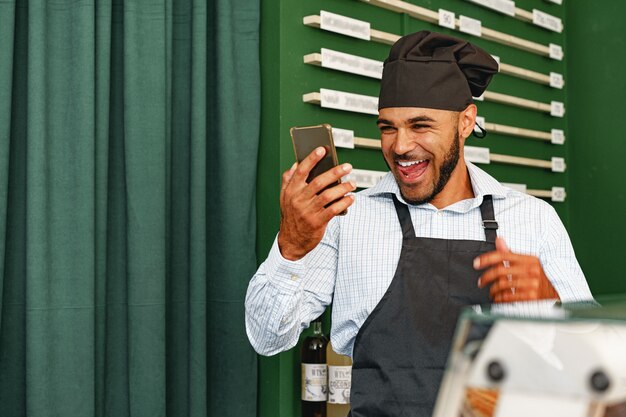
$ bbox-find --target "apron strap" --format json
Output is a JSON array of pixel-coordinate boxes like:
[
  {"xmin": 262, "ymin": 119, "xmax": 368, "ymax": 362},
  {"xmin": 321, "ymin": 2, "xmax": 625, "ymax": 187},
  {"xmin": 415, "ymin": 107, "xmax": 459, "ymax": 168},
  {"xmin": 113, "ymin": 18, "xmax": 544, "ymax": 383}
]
[
  {"xmin": 480, "ymin": 195, "xmax": 498, "ymax": 244},
  {"xmin": 392, "ymin": 194, "xmax": 499, "ymax": 243},
  {"xmin": 391, "ymin": 194, "xmax": 416, "ymax": 239}
]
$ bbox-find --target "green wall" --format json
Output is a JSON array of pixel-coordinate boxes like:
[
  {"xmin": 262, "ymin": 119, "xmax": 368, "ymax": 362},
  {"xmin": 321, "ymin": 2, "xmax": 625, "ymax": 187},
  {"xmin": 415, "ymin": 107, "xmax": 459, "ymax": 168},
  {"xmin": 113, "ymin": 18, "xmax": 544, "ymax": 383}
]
[
  {"xmin": 257, "ymin": 0, "xmax": 574, "ymax": 415},
  {"xmin": 567, "ymin": 2, "xmax": 626, "ymax": 296}
]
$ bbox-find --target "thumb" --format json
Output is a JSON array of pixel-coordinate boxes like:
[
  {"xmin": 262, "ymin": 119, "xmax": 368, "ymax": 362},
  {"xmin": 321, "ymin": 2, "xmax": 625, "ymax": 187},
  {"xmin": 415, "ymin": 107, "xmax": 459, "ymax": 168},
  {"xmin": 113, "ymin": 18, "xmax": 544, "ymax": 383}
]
[{"xmin": 496, "ymin": 237, "xmax": 510, "ymax": 253}]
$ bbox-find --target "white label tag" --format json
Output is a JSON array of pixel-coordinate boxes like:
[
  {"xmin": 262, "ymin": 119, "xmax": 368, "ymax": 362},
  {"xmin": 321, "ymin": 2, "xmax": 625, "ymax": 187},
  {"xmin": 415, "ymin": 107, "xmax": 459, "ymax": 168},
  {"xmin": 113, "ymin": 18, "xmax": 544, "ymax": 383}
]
[
  {"xmin": 533, "ymin": 9, "xmax": 563, "ymax": 33},
  {"xmin": 464, "ymin": 146, "xmax": 490, "ymax": 164},
  {"xmin": 551, "ymin": 187, "xmax": 566, "ymax": 202},
  {"xmin": 320, "ymin": 88, "xmax": 379, "ymax": 115},
  {"xmin": 466, "ymin": 0, "xmax": 516, "ymax": 17},
  {"xmin": 546, "ymin": 0, "xmax": 562, "ymax": 4},
  {"xmin": 459, "ymin": 15, "xmax": 482, "ymax": 37},
  {"xmin": 501, "ymin": 182, "xmax": 527, "ymax": 193},
  {"xmin": 549, "ymin": 43, "xmax": 564, "ymax": 61},
  {"xmin": 328, "ymin": 366, "xmax": 351, "ymax": 404},
  {"xmin": 551, "ymin": 129, "xmax": 565, "ymax": 145},
  {"xmin": 491, "ymin": 55, "xmax": 501, "ymax": 72},
  {"xmin": 320, "ymin": 10, "xmax": 371, "ymax": 41},
  {"xmin": 474, "ymin": 116, "xmax": 486, "ymax": 134},
  {"xmin": 550, "ymin": 101, "xmax": 565, "ymax": 118},
  {"xmin": 331, "ymin": 127, "xmax": 355, "ymax": 149},
  {"xmin": 343, "ymin": 169, "xmax": 387, "ymax": 189},
  {"xmin": 302, "ymin": 364, "xmax": 328, "ymax": 401},
  {"xmin": 438, "ymin": 9, "xmax": 456, "ymax": 29},
  {"xmin": 549, "ymin": 72, "xmax": 564, "ymax": 89},
  {"xmin": 321, "ymin": 48, "xmax": 383, "ymax": 79},
  {"xmin": 551, "ymin": 157, "xmax": 566, "ymax": 172}
]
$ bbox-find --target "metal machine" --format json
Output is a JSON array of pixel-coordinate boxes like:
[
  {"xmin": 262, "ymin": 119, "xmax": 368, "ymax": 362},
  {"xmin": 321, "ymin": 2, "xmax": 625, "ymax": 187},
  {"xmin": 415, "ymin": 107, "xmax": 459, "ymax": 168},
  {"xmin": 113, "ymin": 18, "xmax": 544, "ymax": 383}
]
[{"xmin": 433, "ymin": 299, "xmax": 626, "ymax": 417}]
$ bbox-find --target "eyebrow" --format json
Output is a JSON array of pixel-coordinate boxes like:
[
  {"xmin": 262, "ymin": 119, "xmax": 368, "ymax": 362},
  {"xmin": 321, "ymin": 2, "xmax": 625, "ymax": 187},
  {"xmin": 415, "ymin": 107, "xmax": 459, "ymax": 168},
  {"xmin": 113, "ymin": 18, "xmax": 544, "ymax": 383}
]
[
  {"xmin": 376, "ymin": 116, "xmax": 436, "ymax": 126},
  {"xmin": 408, "ymin": 116, "xmax": 435, "ymax": 124}
]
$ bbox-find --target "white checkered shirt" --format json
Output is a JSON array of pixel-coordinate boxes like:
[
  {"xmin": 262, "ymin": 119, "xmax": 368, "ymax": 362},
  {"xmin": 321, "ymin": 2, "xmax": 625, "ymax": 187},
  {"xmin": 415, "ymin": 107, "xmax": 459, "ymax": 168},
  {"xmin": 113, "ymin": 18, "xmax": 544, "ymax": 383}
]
[{"xmin": 245, "ymin": 162, "xmax": 593, "ymax": 357}]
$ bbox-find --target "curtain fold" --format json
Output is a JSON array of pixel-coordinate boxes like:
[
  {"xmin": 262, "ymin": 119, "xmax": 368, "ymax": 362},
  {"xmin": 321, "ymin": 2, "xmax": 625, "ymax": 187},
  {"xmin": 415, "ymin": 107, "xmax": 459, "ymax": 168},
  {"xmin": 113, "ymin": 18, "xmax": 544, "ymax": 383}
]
[
  {"xmin": 0, "ymin": 0, "xmax": 16, "ymax": 330},
  {"xmin": 0, "ymin": 1, "xmax": 260, "ymax": 416}
]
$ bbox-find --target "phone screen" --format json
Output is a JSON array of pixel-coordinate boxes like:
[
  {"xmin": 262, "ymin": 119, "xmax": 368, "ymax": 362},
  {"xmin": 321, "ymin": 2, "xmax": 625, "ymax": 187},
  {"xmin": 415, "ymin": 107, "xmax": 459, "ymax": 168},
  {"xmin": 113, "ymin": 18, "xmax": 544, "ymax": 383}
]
[
  {"xmin": 290, "ymin": 124, "xmax": 347, "ymax": 215},
  {"xmin": 290, "ymin": 124, "xmax": 339, "ymax": 185}
]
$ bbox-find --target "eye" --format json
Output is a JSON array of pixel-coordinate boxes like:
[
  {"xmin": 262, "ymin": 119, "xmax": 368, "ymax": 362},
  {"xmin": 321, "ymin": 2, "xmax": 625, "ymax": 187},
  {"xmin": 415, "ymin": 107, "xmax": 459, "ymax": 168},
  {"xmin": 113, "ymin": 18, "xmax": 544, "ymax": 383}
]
[
  {"xmin": 378, "ymin": 126, "xmax": 396, "ymax": 134},
  {"xmin": 411, "ymin": 124, "xmax": 430, "ymax": 131}
]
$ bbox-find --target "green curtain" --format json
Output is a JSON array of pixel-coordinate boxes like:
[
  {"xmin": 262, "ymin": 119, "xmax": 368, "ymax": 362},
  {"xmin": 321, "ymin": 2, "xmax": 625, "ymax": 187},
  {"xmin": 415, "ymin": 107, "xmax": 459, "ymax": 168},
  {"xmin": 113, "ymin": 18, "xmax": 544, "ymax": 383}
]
[{"xmin": 0, "ymin": 1, "xmax": 260, "ymax": 416}]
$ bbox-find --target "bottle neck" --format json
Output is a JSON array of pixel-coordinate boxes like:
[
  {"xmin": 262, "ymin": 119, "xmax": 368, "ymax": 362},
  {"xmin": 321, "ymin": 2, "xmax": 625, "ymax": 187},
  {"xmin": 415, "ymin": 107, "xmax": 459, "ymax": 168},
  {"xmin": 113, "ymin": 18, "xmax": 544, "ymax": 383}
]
[{"xmin": 312, "ymin": 320, "xmax": 322, "ymax": 336}]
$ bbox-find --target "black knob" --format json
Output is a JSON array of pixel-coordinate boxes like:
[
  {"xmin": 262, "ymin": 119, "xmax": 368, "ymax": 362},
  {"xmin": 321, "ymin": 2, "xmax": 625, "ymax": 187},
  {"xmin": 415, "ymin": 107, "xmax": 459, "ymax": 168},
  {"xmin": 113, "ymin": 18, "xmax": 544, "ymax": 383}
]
[
  {"xmin": 486, "ymin": 360, "xmax": 506, "ymax": 382},
  {"xmin": 590, "ymin": 370, "xmax": 611, "ymax": 392}
]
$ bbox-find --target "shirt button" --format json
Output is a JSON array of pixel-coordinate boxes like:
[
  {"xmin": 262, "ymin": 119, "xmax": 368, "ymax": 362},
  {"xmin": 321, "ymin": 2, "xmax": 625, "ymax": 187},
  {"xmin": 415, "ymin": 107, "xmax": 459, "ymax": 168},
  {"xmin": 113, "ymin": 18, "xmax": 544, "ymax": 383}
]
[
  {"xmin": 437, "ymin": 210, "xmax": 443, "ymax": 216},
  {"xmin": 291, "ymin": 274, "xmax": 300, "ymax": 281}
]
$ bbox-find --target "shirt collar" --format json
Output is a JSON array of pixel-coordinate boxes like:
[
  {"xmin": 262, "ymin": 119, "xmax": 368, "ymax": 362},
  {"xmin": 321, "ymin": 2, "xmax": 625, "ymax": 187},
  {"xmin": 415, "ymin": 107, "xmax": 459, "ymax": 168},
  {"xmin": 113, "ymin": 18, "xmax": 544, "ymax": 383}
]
[{"xmin": 366, "ymin": 161, "xmax": 508, "ymax": 212}]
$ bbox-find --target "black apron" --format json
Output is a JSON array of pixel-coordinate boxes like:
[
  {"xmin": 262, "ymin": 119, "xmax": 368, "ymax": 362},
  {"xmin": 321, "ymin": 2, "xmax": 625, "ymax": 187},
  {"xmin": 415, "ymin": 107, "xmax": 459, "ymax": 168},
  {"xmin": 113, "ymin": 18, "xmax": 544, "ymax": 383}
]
[{"xmin": 349, "ymin": 195, "xmax": 497, "ymax": 417}]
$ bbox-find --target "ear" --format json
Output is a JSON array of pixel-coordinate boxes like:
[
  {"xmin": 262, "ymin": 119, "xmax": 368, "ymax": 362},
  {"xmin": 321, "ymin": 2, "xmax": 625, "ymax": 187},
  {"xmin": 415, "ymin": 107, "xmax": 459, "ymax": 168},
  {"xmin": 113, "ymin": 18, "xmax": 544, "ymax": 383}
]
[{"xmin": 458, "ymin": 104, "xmax": 478, "ymax": 142}]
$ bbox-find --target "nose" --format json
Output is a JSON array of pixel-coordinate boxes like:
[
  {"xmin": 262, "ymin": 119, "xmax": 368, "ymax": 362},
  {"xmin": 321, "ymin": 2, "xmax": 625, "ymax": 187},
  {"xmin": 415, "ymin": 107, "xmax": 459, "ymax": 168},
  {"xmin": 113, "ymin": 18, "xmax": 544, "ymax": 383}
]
[{"xmin": 393, "ymin": 127, "xmax": 416, "ymax": 156}]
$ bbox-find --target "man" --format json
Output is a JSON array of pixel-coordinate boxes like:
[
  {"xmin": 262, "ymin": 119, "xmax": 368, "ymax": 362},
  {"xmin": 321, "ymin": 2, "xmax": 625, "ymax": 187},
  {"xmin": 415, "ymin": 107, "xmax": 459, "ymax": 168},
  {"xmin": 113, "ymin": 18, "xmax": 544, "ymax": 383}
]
[{"xmin": 245, "ymin": 31, "xmax": 593, "ymax": 416}]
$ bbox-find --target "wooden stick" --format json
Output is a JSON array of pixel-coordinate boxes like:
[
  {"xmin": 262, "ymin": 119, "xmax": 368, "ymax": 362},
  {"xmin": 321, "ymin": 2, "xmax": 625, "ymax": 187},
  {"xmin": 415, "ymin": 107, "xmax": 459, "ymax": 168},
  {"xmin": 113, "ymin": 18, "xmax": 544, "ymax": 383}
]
[
  {"xmin": 304, "ymin": 84, "xmax": 553, "ymax": 116},
  {"xmin": 360, "ymin": 0, "xmax": 439, "ymax": 22},
  {"xmin": 483, "ymin": 91, "xmax": 552, "ymax": 113},
  {"xmin": 302, "ymin": 92, "xmax": 322, "ymax": 105},
  {"xmin": 354, "ymin": 137, "xmax": 556, "ymax": 171},
  {"xmin": 302, "ymin": 15, "xmax": 321, "ymax": 28},
  {"xmin": 357, "ymin": 138, "xmax": 561, "ymax": 170},
  {"xmin": 358, "ymin": 0, "xmax": 551, "ymax": 56},
  {"xmin": 490, "ymin": 153, "xmax": 553, "ymax": 169},
  {"xmin": 526, "ymin": 189, "xmax": 553, "ymax": 198},
  {"xmin": 305, "ymin": 91, "xmax": 556, "ymax": 142},
  {"xmin": 484, "ymin": 122, "xmax": 552, "ymax": 141},
  {"xmin": 371, "ymin": 29, "xmax": 400, "ymax": 45},
  {"xmin": 303, "ymin": 53, "xmax": 322, "ymax": 66},
  {"xmin": 354, "ymin": 136, "xmax": 381, "ymax": 149},
  {"xmin": 303, "ymin": 18, "xmax": 556, "ymax": 86},
  {"xmin": 514, "ymin": 7, "xmax": 534, "ymax": 22},
  {"xmin": 499, "ymin": 63, "xmax": 551, "ymax": 85}
]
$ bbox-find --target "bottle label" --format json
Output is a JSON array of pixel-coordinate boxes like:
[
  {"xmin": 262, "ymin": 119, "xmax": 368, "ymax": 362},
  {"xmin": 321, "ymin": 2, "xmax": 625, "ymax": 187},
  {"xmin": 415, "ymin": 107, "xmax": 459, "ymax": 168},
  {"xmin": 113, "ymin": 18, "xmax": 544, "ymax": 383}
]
[
  {"xmin": 301, "ymin": 364, "xmax": 328, "ymax": 401},
  {"xmin": 328, "ymin": 365, "xmax": 351, "ymax": 404}
]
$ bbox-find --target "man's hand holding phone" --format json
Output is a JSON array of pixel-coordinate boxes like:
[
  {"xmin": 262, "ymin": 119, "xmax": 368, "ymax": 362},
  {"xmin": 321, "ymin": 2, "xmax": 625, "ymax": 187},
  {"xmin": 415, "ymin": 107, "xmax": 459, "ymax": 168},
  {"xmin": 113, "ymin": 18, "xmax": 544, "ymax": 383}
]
[{"xmin": 278, "ymin": 147, "xmax": 356, "ymax": 261}]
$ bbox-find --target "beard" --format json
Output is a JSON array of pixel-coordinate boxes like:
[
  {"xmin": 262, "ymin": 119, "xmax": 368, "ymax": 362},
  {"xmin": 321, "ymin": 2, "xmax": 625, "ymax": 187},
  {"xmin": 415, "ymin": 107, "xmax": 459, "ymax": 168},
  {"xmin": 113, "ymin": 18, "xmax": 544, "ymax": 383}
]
[{"xmin": 400, "ymin": 131, "xmax": 461, "ymax": 206}]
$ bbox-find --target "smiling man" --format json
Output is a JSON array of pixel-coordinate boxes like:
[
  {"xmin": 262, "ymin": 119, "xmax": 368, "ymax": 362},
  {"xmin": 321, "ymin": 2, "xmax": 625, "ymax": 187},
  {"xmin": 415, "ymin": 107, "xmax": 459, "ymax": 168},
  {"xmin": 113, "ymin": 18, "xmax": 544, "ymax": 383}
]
[
  {"xmin": 245, "ymin": 31, "xmax": 593, "ymax": 417},
  {"xmin": 377, "ymin": 108, "xmax": 467, "ymax": 208}
]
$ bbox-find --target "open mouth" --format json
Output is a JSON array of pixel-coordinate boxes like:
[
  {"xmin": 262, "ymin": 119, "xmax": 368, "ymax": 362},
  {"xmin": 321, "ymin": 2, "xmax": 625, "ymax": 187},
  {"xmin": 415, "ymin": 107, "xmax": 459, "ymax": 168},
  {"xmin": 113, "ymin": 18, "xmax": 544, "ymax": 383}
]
[{"xmin": 396, "ymin": 159, "xmax": 429, "ymax": 181}]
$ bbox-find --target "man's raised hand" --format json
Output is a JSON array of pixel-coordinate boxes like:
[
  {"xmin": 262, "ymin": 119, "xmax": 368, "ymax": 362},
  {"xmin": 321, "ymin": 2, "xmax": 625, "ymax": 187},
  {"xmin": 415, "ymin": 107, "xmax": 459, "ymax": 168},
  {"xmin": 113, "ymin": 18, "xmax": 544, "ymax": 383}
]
[{"xmin": 278, "ymin": 147, "xmax": 357, "ymax": 261}]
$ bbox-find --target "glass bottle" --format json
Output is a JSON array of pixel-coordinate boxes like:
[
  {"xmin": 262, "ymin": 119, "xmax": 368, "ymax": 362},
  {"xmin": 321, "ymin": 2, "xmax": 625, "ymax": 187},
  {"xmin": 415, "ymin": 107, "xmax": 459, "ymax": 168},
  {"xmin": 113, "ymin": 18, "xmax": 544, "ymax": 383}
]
[
  {"xmin": 327, "ymin": 341, "xmax": 352, "ymax": 417},
  {"xmin": 301, "ymin": 318, "xmax": 329, "ymax": 417}
]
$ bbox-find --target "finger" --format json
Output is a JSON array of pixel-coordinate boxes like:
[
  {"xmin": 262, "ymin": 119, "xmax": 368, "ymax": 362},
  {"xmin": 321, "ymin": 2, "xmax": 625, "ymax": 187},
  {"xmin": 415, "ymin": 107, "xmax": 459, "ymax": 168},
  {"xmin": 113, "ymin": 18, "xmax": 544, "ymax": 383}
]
[
  {"xmin": 313, "ymin": 181, "xmax": 357, "ymax": 209},
  {"xmin": 473, "ymin": 250, "xmax": 525, "ymax": 270},
  {"xmin": 319, "ymin": 195, "xmax": 355, "ymax": 222},
  {"xmin": 489, "ymin": 277, "xmax": 541, "ymax": 298},
  {"xmin": 495, "ymin": 237, "xmax": 510, "ymax": 253},
  {"xmin": 493, "ymin": 288, "xmax": 541, "ymax": 303},
  {"xmin": 473, "ymin": 250, "xmax": 505, "ymax": 270},
  {"xmin": 291, "ymin": 147, "xmax": 327, "ymax": 184},
  {"xmin": 478, "ymin": 264, "xmax": 529, "ymax": 288},
  {"xmin": 303, "ymin": 162, "xmax": 353, "ymax": 198}
]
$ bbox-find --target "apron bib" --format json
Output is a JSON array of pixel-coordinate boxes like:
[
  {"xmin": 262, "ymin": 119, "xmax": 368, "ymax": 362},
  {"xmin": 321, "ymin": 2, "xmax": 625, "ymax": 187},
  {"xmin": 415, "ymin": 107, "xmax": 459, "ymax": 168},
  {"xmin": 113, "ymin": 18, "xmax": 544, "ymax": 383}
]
[{"xmin": 349, "ymin": 195, "xmax": 498, "ymax": 417}]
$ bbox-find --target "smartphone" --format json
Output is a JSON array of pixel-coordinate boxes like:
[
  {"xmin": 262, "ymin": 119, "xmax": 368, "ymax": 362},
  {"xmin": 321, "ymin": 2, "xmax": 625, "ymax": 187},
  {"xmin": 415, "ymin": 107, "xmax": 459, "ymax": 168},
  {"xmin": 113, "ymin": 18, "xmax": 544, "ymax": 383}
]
[
  {"xmin": 290, "ymin": 124, "xmax": 347, "ymax": 214},
  {"xmin": 290, "ymin": 124, "xmax": 340, "ymax": 184}
]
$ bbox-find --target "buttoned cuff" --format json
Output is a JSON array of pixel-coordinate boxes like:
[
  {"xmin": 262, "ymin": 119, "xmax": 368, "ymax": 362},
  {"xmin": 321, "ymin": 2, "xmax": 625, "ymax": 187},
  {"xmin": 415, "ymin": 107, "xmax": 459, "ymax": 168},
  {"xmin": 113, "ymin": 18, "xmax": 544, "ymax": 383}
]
[{"xmin": 266, "ymin": 235, "xmax": 307, "ymax": 293}]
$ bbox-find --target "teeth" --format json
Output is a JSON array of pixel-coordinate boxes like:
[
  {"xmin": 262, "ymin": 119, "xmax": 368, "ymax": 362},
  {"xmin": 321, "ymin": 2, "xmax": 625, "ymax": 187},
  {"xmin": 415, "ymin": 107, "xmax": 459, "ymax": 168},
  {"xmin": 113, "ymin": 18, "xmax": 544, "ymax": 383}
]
[{"xmin": 398, "ymin": 159, "xmax": 426, "ymax": 167}]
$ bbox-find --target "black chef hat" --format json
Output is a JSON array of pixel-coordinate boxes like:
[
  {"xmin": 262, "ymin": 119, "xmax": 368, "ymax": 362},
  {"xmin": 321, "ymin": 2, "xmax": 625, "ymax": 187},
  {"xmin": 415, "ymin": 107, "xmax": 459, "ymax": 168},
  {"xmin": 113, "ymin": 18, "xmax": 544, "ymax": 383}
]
[{"xmin": 378, "ymin": 31, "xmax": 499, "ymax": 111}]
